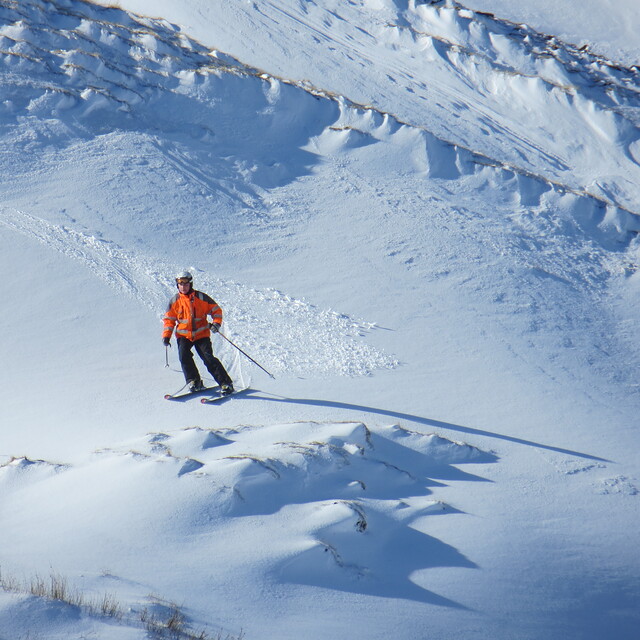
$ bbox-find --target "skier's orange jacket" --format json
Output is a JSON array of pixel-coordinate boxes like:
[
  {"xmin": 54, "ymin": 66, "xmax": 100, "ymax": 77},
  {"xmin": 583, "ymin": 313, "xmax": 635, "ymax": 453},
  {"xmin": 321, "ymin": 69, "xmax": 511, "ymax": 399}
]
[{"xmin": 162, "ymin": 290, "xmax": 223, "ymax": 342}]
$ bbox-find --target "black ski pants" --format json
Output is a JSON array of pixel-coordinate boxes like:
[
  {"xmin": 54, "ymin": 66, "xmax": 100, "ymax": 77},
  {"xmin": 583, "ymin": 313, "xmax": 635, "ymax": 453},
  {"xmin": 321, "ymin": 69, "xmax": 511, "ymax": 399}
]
[{"xmin": 177, "ymin": 336, "xmax": 232, "ymax": 386}]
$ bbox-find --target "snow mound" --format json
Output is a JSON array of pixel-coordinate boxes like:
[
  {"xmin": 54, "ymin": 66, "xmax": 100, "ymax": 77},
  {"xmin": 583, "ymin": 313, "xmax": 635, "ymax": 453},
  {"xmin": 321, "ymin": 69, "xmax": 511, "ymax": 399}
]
[
  {"xmin": 1, "ymin": 421, "xmax": 496, "ymax": 608},
  {"xmin": 0, "ymin": 593, "xmax": 86, "ymax": 640},
  {"xmin": 0, "ymin": 456, "xmax": 69, "ymax": 490},
  {"xmin": 410, "ymin": 0, "xmax": 640, "ymax": 120}
]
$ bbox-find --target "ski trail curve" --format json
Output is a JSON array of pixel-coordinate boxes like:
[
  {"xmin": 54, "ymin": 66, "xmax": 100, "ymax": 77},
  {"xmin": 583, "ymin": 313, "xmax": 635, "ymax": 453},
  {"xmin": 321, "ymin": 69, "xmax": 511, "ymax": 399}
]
[{"xmin": 0, "ymin": 207, "xmax": 398, "ymax": 377}]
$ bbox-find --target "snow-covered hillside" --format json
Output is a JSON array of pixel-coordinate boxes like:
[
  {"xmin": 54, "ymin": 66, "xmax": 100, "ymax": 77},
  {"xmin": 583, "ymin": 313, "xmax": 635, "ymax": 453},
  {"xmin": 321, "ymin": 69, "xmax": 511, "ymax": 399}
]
[
  {"xmin": 105, "ymin": 0, "xmax": 640, "ymax": 214},
  {"xmin": 0, "ymin": 1, "xmax": 638, "ymax": 639}
]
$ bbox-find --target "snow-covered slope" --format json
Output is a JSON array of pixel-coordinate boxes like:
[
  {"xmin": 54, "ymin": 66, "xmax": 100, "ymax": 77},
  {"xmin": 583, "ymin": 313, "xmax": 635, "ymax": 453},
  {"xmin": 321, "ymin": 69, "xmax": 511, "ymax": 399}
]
[
  {"xmin": 465, "ymin": 0, "xmax": 640, "ymax": 67},
  {"xmin": 101, "ymin": 0, "xmax": 640, "ymax": 213},
  {"xmin": 0, "ymin": 1, "xmax": 638, "ymax": 639}
]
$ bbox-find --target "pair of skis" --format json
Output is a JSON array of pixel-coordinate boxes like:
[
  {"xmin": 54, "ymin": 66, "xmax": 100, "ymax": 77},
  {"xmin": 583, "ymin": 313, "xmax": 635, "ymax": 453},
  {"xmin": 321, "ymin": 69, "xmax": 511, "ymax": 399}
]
[{"xmin": 164, "ymin": 384, "xmax": 241, "ymax": 404}]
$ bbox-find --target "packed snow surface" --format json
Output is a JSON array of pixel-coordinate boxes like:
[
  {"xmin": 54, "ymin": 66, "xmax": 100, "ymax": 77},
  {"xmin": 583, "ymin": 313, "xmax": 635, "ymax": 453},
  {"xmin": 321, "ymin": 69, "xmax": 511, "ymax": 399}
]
[{"xmin": 0, "ymin": 1, "xmax": 638, "ymax": 639}]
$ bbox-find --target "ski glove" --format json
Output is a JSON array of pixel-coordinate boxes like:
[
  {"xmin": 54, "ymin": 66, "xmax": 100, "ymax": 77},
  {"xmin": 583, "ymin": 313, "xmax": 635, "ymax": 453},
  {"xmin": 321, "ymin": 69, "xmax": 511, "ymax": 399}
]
[
  {"xmin": 162, "ymin": 337, "xmax": 171, "ymax": 347},
  {"xmin": 209, "ymin": 323, "xmax": 221, "ymax": 333}
]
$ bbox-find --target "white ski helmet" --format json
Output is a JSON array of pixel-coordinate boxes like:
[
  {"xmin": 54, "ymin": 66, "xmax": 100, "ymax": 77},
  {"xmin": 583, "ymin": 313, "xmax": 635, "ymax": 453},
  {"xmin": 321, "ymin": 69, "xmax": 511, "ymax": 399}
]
[{"xmin": 175, "ymin": 270, "xmax": 193, "ymax": 282}]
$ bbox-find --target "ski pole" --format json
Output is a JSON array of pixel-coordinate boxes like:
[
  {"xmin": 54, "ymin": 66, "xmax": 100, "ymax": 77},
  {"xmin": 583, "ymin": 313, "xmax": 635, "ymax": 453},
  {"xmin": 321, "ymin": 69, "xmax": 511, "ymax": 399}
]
[
  {"xmin": 217, "ymin": 330, "xmax": 275, "ymax": 379},
  {"xmin": 165, "ymin": 344, "xmax": 170, "ymax": 368}
]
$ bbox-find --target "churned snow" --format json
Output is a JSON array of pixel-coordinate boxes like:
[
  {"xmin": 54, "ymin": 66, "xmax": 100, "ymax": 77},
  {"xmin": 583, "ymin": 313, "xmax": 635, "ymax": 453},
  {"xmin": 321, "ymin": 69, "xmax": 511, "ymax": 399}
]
[{"xmin": 0, "ymin": 1, "xmax": 638, "ymax": 639}]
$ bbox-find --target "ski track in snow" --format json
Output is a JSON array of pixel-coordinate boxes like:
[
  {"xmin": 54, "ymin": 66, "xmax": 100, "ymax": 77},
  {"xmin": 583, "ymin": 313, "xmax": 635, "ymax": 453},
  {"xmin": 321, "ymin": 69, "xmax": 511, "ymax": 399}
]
[{"xmin": 0, "ymin": 206, "xmax": 397, "ymax": 377}]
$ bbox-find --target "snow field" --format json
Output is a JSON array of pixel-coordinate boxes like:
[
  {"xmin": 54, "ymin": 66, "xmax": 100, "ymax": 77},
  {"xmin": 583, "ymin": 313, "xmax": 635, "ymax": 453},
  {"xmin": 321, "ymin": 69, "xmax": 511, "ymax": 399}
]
[{"xmin": 0, "ymin": 0, "xmax": 639, "ymax": 639}]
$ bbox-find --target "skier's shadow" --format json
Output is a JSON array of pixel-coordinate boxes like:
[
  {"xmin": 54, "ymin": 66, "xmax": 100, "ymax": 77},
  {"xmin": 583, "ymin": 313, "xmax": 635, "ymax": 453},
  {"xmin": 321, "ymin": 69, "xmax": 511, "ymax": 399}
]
[{"xmin": 243, "ymin": 390, "xmax": 609, "ymax": 462}]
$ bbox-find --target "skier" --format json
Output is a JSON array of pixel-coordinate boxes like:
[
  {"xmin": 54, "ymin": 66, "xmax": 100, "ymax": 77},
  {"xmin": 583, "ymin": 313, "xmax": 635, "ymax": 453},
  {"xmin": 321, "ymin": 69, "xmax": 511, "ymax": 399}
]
[{"xmin": 162, "ymin": 271, "xmax": 234, "ymax": 395}]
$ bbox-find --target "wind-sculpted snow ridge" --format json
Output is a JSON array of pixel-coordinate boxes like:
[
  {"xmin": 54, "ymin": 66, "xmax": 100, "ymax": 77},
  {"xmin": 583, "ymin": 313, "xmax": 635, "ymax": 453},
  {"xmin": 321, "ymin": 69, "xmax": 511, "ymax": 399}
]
[
  {"xmin": 0, "ymin": 206, "xmax": 396, "ymax": 377},
  {"xmin": 133, "ymin": 0, "xmax": 640, "ymax": 214},
  {"xmin": 0, "ymin": 0, "xmax": 338, "ymax": 199},
  {"xmin": 0, "ymin": 456, "xmax": 70, "ymax": 491},
  {"xmin": 316, "ymin": 99, "xmax": 640, "ymax": 242},
  {"xmin": 2, "ymin": 0, "xmax": 640, "ymax": 235},
  {"xmin": 2, "ymin": 421, "xmax": 496, "ymax": 609},
  {"xmin": 372, "ymin": 0, "xmax": 640, "ymax": 214},
  {"xmin": 404, "ymin": 0, "xmax": 640, "ymax": 123}
]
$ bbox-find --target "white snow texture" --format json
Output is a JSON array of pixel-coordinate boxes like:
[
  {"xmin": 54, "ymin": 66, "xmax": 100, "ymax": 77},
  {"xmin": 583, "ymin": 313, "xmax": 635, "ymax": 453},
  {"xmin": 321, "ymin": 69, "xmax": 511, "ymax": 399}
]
[{"xmin": 0, "ymin": 1, "xmax": 638, "ymax": 639}]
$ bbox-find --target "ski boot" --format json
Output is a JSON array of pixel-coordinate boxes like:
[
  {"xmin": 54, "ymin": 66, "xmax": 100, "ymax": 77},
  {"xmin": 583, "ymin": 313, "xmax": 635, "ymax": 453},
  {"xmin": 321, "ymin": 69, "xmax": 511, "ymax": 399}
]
[{"xmin": 189, "ymin": 379, "xmax": 205, "ymax": 392}]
